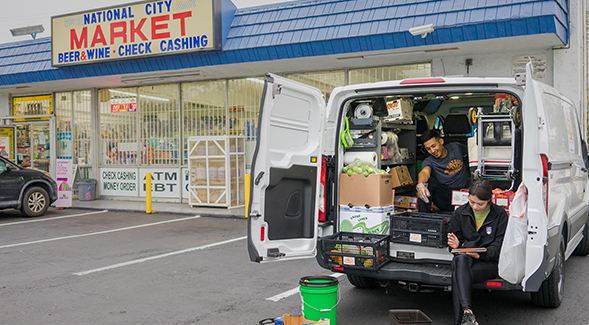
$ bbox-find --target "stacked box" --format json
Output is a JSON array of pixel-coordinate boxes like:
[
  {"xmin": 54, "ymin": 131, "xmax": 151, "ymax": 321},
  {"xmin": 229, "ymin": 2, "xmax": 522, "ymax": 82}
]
[
  {"xmin": 339, "ymin": 205, "xmax": 394, "ymax": 235},
  {"xmin": 391, "ymin": 212, "xmax": 451, "ymax": 248},
  {"xmin": 339, "ymin": 173, "xmax": 394, "ymax": 207},
  {"xmin": 323, "ymin": 232, "xmax": 389, "ymax": 270}
]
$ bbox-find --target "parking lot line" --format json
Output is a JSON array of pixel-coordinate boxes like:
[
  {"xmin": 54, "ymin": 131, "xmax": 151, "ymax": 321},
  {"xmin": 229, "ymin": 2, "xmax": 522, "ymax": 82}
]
[
  {"xmin": 0, "ymin": 215, "xmax": 202, "ymax": 249},
  {"xmin": 0, "ymin": 210, "xmax": 109, "ymax": 227},
  {"xmin": 265, "ymin": 273, "xmax": 345, "ymax": 302},
  {"xmin": 73, "ymin": 235, "xmax": 247, "ymax": 276}
]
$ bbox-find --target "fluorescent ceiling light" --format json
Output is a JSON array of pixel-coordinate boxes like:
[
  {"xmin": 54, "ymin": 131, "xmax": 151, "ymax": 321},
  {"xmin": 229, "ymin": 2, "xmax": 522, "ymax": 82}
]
[
  {"xmin": 109, "ymin": 89, "xmax": 170, "ymax": 102},
  {"xmin": 246, "ymin": 78, "xmax": 265, "ymax": 84},
  {"xmin": 10, "ymin": 24, "xmax": 44, "ymax": 39},
  {"xmin": 121, "ymin": 70, "xmax": 203, "ymax": 84},
  {"xmin": 337, "ymin": 47, "xmax": 459, "ymax": 60}
]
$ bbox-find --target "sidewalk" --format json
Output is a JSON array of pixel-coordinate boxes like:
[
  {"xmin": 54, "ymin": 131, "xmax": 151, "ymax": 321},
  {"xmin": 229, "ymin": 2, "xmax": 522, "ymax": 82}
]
[{"xmin": 72, "ymin": 199, "xmax": 246, "ymax": 218}]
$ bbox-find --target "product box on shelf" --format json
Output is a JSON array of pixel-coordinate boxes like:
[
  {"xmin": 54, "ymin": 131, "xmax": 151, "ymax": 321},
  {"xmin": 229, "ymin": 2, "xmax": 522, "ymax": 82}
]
[
  {"xmin": 389, "ymin": 165, "xmax": 413, "ymax": 188},
  {"xmin": 339, "ymin": 205, "xmax": 394, "ymax": 235},
  {"xmin": 394, "ymin": 195, "xmax": 418, "ymax": 209},
  {"xmin": 385, "ymin": 99, "xmax": 413, "ymax": 122},
  {"xmin": 493, "ymin": 190, "xmax": 515, "ymax": 213},
  {"xmin": 339, "ymin": 173, "xmax": 394, "ymax": 207}
]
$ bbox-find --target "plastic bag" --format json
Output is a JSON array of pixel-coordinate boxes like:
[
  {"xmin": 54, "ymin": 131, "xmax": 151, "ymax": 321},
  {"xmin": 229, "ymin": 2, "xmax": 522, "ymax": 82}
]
[{"xmin": 498, "ymin": 183, "xmax": 527, "ymax": 284}]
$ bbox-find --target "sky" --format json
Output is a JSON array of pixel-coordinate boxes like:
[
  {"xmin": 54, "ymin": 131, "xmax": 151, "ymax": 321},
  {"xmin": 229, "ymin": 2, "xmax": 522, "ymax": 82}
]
[{"xmin": 0, "ymin": 0, "xmax": 293, "ymax": 45}]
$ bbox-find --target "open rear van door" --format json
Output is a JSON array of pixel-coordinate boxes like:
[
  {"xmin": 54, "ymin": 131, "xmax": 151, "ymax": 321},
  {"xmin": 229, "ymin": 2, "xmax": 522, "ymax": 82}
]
[
  {"xmin": 248, "ymin": 73, "xmax": 326, "ymax": 263},
  {"xmin": 520, "ymin": 61, "xmax": 549, "ymax": 292}
]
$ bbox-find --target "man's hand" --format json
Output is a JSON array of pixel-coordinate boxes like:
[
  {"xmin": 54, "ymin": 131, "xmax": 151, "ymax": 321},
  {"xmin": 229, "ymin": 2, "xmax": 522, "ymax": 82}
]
[{"xmin": 416, "ymin": 183, "xmax": 430, "ymax": 203}]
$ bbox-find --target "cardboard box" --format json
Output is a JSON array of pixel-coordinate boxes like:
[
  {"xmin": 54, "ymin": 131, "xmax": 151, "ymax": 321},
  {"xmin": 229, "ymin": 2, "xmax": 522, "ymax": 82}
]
[
  {"xmin": 339, "ymin": 205, "xmax": 395, "ymax": 234},
  {"xmin": 385, "ymin": 99, "xmax": 413, "ymax": 122},
  {"xmin": 274, "ymin": 313, "xmax": 330, "ymax": 325},
  {"xmin": 493, "ymin": 191, "xmax": 515, "ymax": 213},
  {"xmin": 394, "ymin": 195, "xmax": 418, "ymax": 209},
  {"xmin": 452, "ymin": 190, "xmax": 469, "ymax": 206},
  {"xmin": 389, "ymin": 165, "xmax": 413, "ymax": 188},
  {"xmin": 339, "ymin": 173, "xmax": 394, "ymax": 207}
]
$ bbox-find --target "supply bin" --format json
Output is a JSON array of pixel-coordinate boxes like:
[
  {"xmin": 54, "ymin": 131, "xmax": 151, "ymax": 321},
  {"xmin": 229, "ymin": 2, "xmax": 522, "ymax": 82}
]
[{"xmin": 78, "ymin": 179, "xmax": 97, "ymax": 201}]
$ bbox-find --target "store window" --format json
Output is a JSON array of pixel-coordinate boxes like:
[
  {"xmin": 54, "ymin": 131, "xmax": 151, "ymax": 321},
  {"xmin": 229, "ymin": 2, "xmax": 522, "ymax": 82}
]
[
  {"xmin": 285, "ymin": 70, "xmax": 345, "ymax": 102},
  {"xmin": 73, "ymin": 90, "xmax": 92, "ymax": 167},
  {"xmin": 348, "ymin": 63, "xmax": 431, "ymax": 84},
  {"xmin": 182, "ymin": 80, "xmax": 227, "ymax": 164},
  {"xmin": 139, "ymin": 84, "xmax": 179, "ymax": 166},
  {"xmin": 55, "ymin": 92, "xmax": 73, "ymax": 161},
  {"xmin": 227, "ymin": 77, "xmax": 264, "ymax": 137},
  {"xmin": 99, "ymin": 88, "xmax": 138, "ymax": 165}
]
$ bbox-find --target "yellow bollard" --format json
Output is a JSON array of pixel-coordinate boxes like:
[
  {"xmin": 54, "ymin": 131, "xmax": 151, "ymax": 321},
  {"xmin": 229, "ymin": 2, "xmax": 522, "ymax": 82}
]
[
  {"xmin": 146, "ymin": 172, "xmax": 154, "ymax": 214},
  {"xmin": 245, "ymin": 173, "xmax": 251, "ymax": 218}
]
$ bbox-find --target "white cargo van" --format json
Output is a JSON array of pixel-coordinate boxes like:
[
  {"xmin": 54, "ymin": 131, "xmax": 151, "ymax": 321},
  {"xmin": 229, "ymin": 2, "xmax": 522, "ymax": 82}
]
[{"xmin": 247, "ymin": 63, "xmax": 589, "ymax": 307}]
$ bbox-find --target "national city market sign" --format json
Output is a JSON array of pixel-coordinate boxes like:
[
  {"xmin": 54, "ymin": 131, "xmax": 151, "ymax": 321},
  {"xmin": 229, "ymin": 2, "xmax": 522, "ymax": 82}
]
[{"xmin": 51, "ymin": 0, "xmax": 221, "ymax": 66}]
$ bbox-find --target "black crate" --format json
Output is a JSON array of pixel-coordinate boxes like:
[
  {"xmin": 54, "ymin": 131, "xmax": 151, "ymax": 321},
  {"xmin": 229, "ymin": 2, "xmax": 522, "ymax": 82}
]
[
  {"xmin": 323, "ymin": 232, "xmax": 389, "ymax": 270},
  {"xmin": 391, "ymin": 212, "xmax": 451, "ymax": 248}
]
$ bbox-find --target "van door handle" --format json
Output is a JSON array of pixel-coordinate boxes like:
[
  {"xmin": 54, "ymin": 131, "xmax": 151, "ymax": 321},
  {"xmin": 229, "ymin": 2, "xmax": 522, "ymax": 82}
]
[{"xmin": 255, "ymin": 171, "xmax": 264, "ymax": 185}]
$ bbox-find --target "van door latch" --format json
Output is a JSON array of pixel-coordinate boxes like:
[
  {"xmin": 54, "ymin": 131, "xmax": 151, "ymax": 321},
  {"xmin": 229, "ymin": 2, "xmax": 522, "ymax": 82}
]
[
  {"xmin": 255, "ymin": 171, "xmax": 265, "ymax": 185},
  {"xmin": 273, "ymin": 84, "xmax": 282, "ymax": 98},
  {"xmin": 267, "ymin": 248, "xmax": 285, "ymax": 258},
  {"xmin": 249, "ymin": 210, "xmax": 261, "ymax": 219}
]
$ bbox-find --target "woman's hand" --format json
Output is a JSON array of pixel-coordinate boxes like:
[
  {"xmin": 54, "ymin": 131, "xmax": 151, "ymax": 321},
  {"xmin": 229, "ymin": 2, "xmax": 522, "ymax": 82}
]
[
  {"xmin": 447, "ymin": 233, "xmax": 459, "ymax": 249},
  {"xmin": 465, "ymin": 252, "xmax": 480, "ymax": 259}
]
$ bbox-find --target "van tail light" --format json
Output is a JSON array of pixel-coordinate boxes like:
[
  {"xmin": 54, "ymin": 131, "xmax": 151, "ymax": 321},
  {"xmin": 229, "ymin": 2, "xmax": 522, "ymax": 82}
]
[
  {"xmin": 540, "ymin": 154, "xmax": 549, "ymax": 214},
  {"xmin": 318, "ymin": 156, "xmax": 326, "ymax": 222},
  {"xmin": 486, "ymin": 281, "xmax": 503, "ymax": 288},
  {"xmin": 261, "ymin": 226, "xmax": 265, "ymax": 242}
]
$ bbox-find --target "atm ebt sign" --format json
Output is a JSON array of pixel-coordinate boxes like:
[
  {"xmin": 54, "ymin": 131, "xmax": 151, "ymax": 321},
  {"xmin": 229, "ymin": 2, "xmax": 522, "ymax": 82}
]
[{"xmin": 52, "ymin": 0, "xmax": 219, "ymax": 66}]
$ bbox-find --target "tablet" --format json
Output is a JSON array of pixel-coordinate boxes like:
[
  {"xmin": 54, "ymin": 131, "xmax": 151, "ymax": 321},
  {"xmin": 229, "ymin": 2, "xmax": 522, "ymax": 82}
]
[{"xmin": 451, "ymin": 247, "xmax": 487, "ymax": 253}]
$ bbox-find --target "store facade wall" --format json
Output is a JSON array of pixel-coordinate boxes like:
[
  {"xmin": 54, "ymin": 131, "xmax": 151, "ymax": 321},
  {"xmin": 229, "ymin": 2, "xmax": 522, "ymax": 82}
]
[{"xmin": 0, "ymin": 0, "xmax": 581, "ymax": 204}]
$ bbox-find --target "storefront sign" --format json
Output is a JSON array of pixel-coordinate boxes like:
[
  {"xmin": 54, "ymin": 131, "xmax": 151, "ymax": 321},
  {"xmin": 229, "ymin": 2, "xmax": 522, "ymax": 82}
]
[
  {"xmin": 0, "ymin": 127, "xmax": 16, "ymax": 162},
  {"xmin": 140, "ymin": 167, "xmax": 181, "ymax": 198},
  {"xmin": 55, "ymin": 159, "xmax": 73, "ymax": 208},
  {"xmin": 100, "ymin": 167, "xmax": 139, "ymax": 196},
  {"xmin": 111, "ymin": 98, "xmax": 137, "ymax": 113},
  {"xmin": 52, "ymin": 0, "xmax": 220, "ymax": 66},
  {"xmin": 13, "ymin": 95, "xmax": 52, "ymax": 121}
]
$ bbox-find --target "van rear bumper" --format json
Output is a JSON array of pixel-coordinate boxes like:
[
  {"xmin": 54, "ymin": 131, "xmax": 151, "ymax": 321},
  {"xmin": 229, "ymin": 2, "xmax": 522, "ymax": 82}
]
[{"xmin": 316, "ymin": 239, "xmax": 522, "ymax": 291}]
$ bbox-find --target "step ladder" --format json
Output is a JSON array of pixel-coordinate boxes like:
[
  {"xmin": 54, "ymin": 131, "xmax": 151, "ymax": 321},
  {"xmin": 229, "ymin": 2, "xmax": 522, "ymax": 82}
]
[{"xmin": 472, "ymin": 107, "xmax": 518, "ymax": 183}]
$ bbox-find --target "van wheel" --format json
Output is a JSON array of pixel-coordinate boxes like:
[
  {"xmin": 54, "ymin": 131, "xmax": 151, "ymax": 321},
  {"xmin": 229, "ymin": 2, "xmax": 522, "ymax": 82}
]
[
  {"xmin": 21, "ymin": 186, "xmax": 49, "ymax": 217},
  {"xmin": 347, "ymin": 274, "xmax": 378, "ymax": 288},
  {"xmin": 530, "ymin": 237, "xmax": 565, "ymax": 307},
  {"xmin": 572, "ymin": 217, "xmax": 589, "ymax": 256}
]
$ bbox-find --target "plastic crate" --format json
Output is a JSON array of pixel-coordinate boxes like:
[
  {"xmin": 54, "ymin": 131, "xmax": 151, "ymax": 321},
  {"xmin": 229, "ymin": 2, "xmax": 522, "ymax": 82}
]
[
  {"xmin": 391, "ymin": 212, "xmax": 451, "ymax": 248},
  {"xmin": 389, "ymin": 309, "xmax": 432, "ymax": 325},
  {"xmin": 323, "ymin": 232, "xmax": 389, "ymax": 270}
]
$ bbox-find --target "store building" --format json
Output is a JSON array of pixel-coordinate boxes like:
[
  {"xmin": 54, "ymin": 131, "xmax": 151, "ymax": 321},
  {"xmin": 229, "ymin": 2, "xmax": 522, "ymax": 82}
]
[{"xmin": 0, "ymin": 0, "xmax": 585, "ymax": 206}]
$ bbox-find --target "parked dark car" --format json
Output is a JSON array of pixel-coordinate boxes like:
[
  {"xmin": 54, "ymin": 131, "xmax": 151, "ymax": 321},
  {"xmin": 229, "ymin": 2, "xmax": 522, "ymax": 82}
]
[{"xmin": 0, "ymin": 156, "xmax": 57, "ymax": 217}]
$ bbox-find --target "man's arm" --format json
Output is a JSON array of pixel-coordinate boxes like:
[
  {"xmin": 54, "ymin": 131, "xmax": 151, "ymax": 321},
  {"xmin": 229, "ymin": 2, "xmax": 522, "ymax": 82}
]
[
  {"xmin": 416, "ymin": 166, "xmax": 432, "ymax": 200},
  {"xmin": 418, "ymin": 166, "xmax": 431, "ymax": 184}
]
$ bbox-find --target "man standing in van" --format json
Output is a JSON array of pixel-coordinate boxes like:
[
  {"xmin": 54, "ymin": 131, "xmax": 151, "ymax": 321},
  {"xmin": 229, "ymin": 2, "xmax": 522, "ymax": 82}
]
[{"xmin": 417, "ymin": 129, "xmax": 469, "ymax": 212}]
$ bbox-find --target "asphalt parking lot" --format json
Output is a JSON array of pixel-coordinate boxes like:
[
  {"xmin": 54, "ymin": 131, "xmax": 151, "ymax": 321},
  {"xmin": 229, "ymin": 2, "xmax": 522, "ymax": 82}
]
[{"xmin": 1, "ymin": 207, "xmax": 588, "ymax": 324}]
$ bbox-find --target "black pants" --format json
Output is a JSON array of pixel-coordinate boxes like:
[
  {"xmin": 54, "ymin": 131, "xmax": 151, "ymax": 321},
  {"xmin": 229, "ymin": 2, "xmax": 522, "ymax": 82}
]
[
  {"xmin": 452, "ymin": 254, "xmax": 498, "ymax": 324},
  {"xmin": 418, "ymin": 177, "xmax": 461, "ymax": 212}
]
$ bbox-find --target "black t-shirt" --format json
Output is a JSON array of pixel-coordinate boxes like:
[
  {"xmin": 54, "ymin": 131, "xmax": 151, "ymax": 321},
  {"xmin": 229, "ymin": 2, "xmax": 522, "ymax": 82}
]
[{"xmin": 422, "ymin": 142, "xmax": 468, "ymax": 189}]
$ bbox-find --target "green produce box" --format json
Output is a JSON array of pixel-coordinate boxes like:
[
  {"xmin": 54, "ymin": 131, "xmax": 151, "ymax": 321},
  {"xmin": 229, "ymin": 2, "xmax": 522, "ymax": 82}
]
[{"xmin": 339, "ymin": 173, "xmax": 393, "ymax": 207}]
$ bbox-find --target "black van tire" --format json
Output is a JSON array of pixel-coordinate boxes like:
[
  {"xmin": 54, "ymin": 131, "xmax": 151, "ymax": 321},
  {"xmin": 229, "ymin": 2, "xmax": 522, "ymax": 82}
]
[
  {"xmin": 21, "ymin": 186, "xmax": 49, "ymax": 217},
  {"xmin": 531, "ymin": 237, "xmax": 565, "ymax": 308},
  {"xmin": 572, "ymin": 217, "xmax": 589, "ymax": 256},
  {"xmin": 347, "ymin": 274, "xmax": 378, "ymax": 288}
]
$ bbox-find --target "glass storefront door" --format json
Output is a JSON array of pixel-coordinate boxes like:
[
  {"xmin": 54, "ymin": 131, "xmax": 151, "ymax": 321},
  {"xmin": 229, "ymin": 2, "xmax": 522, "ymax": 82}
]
[{"xmin": 16, "ymin": 122, "xmax": 51, "ymax": 172}]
